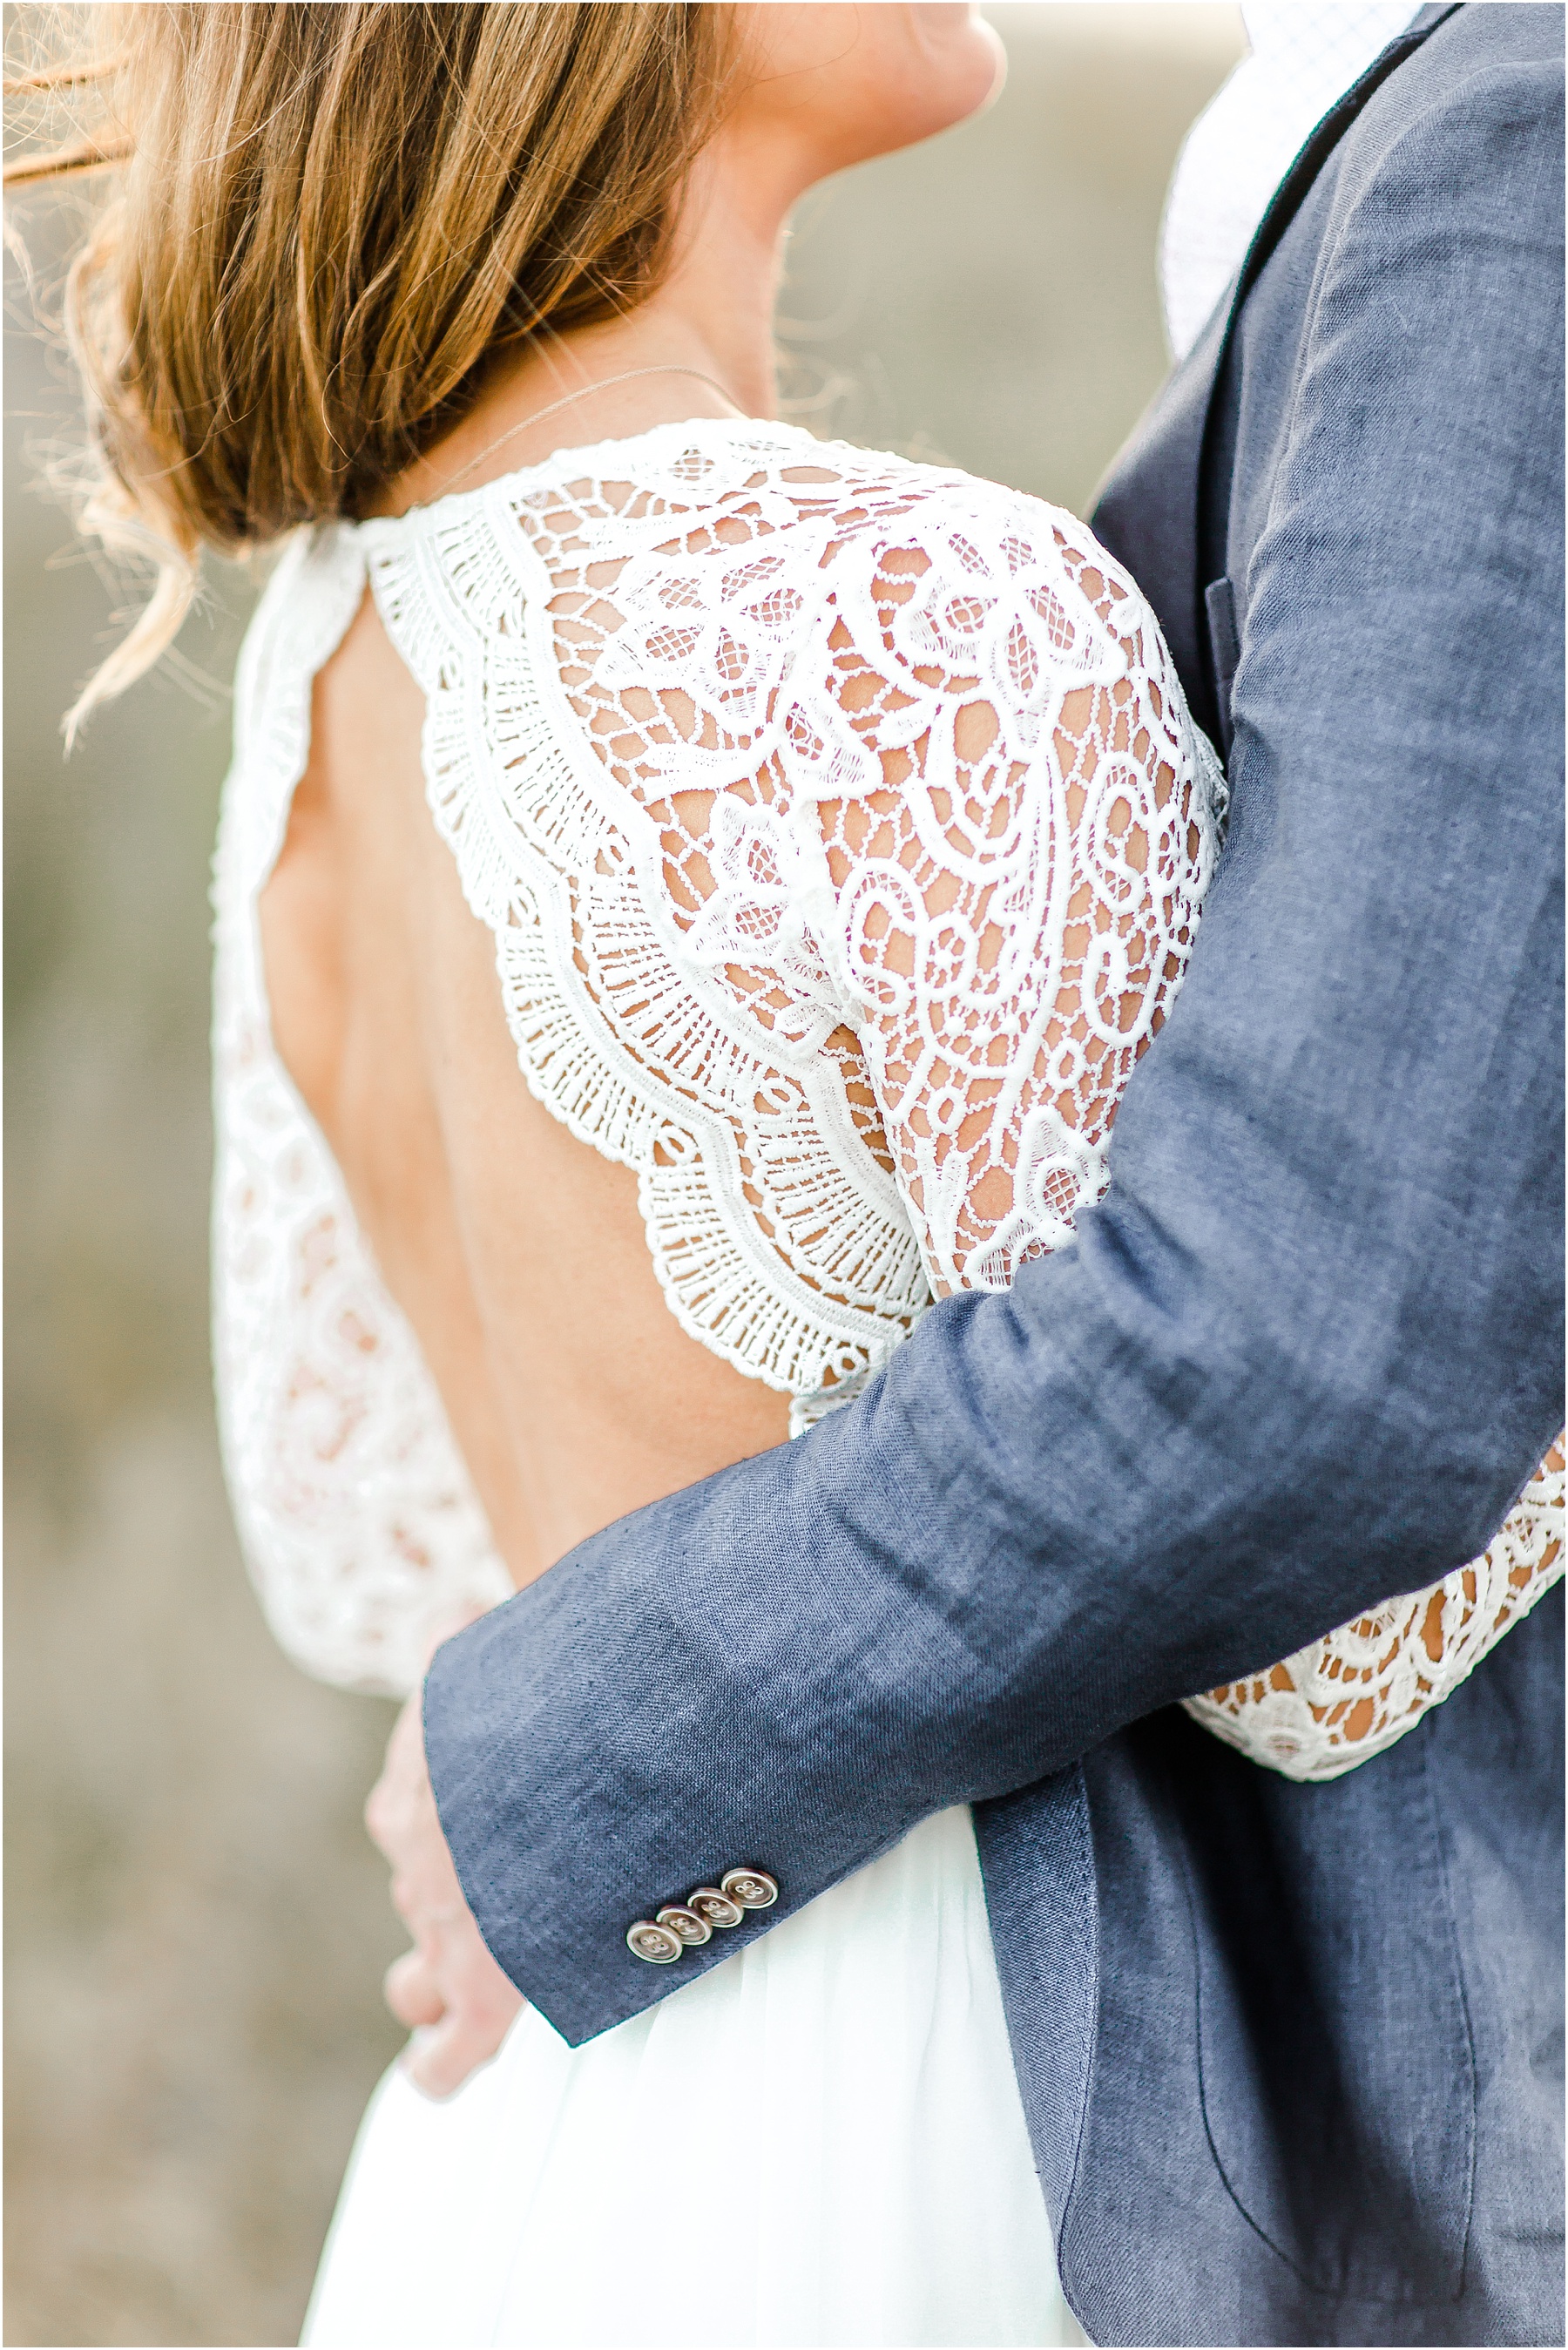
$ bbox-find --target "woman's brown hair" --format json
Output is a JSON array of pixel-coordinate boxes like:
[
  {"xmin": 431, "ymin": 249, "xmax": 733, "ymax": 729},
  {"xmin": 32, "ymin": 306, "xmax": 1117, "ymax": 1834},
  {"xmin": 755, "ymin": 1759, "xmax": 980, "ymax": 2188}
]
[{"xmin": 4, "ymin": 3, "xmax": 732, "ymax": 733}]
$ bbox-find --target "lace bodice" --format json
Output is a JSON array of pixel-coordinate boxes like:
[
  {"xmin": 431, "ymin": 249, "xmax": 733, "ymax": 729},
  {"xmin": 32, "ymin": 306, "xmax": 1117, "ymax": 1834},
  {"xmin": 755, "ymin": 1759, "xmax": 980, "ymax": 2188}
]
[{"xmin": 211, "ymin": 418, "xmax": 1561, "ymax": 1771}]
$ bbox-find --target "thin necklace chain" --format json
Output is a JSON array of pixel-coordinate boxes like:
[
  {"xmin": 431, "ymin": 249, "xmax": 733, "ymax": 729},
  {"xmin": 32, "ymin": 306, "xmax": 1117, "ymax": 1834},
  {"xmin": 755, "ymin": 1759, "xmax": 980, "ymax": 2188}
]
[{"xmin": 430, "ymin": 364, "xmax": 747, "ymax": 501}]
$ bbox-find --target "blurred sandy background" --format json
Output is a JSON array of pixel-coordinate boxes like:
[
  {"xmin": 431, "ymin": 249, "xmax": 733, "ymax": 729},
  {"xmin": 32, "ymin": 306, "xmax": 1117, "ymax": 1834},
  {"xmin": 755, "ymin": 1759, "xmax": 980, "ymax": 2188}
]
[{"xmin": 4, "ymin": 8, "xmax": 1243, "ymax": 2343}]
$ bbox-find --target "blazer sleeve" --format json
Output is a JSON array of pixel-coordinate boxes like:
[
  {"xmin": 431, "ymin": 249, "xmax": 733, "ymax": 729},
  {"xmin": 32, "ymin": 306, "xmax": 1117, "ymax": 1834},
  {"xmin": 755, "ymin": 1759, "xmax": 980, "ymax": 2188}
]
[{"xmin": 424, "ymin": 32, "xmax": 1565, "ymax": 2047}]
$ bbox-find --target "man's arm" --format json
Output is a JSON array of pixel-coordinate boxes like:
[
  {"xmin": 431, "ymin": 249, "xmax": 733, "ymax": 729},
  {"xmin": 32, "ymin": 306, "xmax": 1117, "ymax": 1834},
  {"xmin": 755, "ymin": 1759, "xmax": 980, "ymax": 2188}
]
[{"xmin": 425, "ymin": 29, "xmax": 1564, "ymax": 2049}]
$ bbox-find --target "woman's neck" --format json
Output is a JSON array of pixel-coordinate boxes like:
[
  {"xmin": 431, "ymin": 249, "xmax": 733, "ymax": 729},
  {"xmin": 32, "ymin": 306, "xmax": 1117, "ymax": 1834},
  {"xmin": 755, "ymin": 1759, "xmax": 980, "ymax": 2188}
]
[{"xmin": 383, "ymin": 132, "xmax": 799, "ymax": 517}]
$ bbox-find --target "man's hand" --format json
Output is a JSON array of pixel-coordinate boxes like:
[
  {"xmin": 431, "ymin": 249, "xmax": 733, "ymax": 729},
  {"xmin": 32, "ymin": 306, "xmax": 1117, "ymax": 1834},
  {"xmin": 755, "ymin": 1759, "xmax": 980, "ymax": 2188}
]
[{"xmin": 365, "ymin": 1685, "xmax": 524, "ymax": 2099}]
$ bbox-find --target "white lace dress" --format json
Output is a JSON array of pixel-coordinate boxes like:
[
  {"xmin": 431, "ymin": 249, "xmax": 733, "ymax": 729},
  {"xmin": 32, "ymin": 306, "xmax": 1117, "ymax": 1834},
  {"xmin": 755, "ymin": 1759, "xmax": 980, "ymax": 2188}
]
[{"xmin": 209, "ymin": 421, "xmax": 1562, "ymax": 2350}]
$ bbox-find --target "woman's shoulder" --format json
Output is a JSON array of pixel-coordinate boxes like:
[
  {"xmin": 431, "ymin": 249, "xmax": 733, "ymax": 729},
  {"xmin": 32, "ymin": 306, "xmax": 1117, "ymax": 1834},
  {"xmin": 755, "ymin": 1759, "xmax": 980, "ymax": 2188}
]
[
  {"xmin": 341, "ymin": 416, "xmax": 1178, "ymax": 803},
  {"xmin": 511, "ymin": 416, "xmax": 1115, "ymax": 563},
  {"xmin": 347, "ymin": 416, "xmax": 1147, "ymax": 633},
  {"xmin": 368, "ymin": 416, "xmax": 1118, "ymax": 591},
  {"xmin": 779, "ymin": 431, "xmax": 1152, "ymax": 678},
  {"xmin": 609, "ymin": 424, "xmax": 1164, "ymax": 735},
  {"xmin": 474, "ymin": 417, "xmax": 1152, "ymax": 701}
]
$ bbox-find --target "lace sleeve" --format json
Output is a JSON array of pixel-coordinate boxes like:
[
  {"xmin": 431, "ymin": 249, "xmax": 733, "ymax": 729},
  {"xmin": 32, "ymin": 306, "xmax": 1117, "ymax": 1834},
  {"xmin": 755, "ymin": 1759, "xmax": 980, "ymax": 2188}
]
[
  {"xmin": 1184, "ymin": 1445, "xmax": 1565, "ymax": 1780},
  {"xmin": 791, "ymin": 486, "xmax": 1562, "ymax": 1783},
  {"xmin": 798, "ymin": 492, "xmax": 1222, "ymax": 1303}
]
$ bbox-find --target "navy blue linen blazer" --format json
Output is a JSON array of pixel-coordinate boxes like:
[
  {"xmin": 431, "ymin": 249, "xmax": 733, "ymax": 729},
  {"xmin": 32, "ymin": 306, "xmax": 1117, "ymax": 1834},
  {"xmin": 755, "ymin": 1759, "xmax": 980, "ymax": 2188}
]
[{"xmin": 426, "ymin": 8, "xmax": 1565, "ymax": 2342}]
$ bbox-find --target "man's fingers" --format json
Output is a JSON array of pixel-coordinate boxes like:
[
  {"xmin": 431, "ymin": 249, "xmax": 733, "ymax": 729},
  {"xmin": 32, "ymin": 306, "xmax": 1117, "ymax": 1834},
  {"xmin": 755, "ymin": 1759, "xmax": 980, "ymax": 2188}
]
[
  {"xmin": 402, "ymin": 2006, "xmax": 516, "ymax": 2101},
  {"xmin": 365, "ymin": 1692, "xmax": 434, "ymax": 1856},
  {"xmin": 364, "ymin": 1682, "xmax": 522, "ymax": 2095},
  {"xmin": 389, "ymin": 1870, "xmax": 443, "ymax": 1926},
  {"xmin": 364, "ymin": 1774, "xmax": 392, "ymax": 1842},
  {"xmin": 365, "ymin": 1773, "xmax": 416, "ymax": 1857},
  {"xmin": 384, "ymin": 1948, "xmax": 446, "ymax": 2029}
]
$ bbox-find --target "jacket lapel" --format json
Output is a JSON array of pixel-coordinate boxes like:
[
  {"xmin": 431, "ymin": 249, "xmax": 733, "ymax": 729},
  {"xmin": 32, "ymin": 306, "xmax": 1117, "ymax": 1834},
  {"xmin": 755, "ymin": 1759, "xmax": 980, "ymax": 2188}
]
[{"xmin": 1092, "ymin": 3, "xmax": 1461, "ymax": 739}]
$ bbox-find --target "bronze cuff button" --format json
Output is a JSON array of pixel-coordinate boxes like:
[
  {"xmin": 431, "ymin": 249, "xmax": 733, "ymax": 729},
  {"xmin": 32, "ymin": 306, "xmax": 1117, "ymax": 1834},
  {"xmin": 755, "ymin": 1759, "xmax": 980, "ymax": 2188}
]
[
  {"xmin": 626, "ymin": 1919, "xmax": 683, "ymax": 1964},
  {"xmin": 720, "ymin": 1867, "xmax": 779, "ymax": 1909},
  {"xmin": 656, "ymin": 1904, "xmax": 713, "ymax": 1947},
  {"xmin": 686, "ymin": 1886, "xmax": 745, "ymax": 1930}
]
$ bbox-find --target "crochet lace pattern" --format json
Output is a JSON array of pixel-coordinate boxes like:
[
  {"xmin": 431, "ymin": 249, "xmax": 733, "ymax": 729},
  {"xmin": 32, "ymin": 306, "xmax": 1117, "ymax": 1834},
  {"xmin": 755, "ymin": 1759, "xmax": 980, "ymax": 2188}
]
[
  {"xmin": 211, "ymin": 420, "xmax": 1561, "ymax": 1771},
  {"xmin": 1188, "ymin": 1443, "xmax": 1564, "ymax": 1778}
]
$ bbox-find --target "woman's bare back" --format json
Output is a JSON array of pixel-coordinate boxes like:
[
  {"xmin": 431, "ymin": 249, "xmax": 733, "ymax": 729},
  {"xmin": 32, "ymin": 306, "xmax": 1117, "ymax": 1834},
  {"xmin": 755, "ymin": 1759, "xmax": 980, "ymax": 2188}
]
[{"xmin": 260, "ymin": 586, "xmax": 789, "ymax": 1592}]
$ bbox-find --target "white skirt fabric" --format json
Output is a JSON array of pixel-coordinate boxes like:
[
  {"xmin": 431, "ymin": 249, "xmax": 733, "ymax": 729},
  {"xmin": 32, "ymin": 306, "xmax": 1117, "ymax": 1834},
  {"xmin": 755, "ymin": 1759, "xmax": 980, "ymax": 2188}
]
[{"xmin": 303, "ymin": 1805, "xmax": 1080, "ymax": 2348}]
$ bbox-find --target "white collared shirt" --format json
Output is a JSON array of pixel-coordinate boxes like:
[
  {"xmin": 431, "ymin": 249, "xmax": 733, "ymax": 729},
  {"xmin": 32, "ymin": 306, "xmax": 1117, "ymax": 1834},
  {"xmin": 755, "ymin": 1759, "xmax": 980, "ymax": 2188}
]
[{"xmin": 1159, "ymin": 2, "xmax": 1425, "ymax": 362}]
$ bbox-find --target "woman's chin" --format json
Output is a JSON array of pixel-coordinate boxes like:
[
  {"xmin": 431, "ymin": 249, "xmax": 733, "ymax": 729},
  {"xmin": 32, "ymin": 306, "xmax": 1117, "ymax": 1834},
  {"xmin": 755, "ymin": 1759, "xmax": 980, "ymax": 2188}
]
[{"xmin": 909, "ymin": 5, "xmax": 1010, "ymax": 135}]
